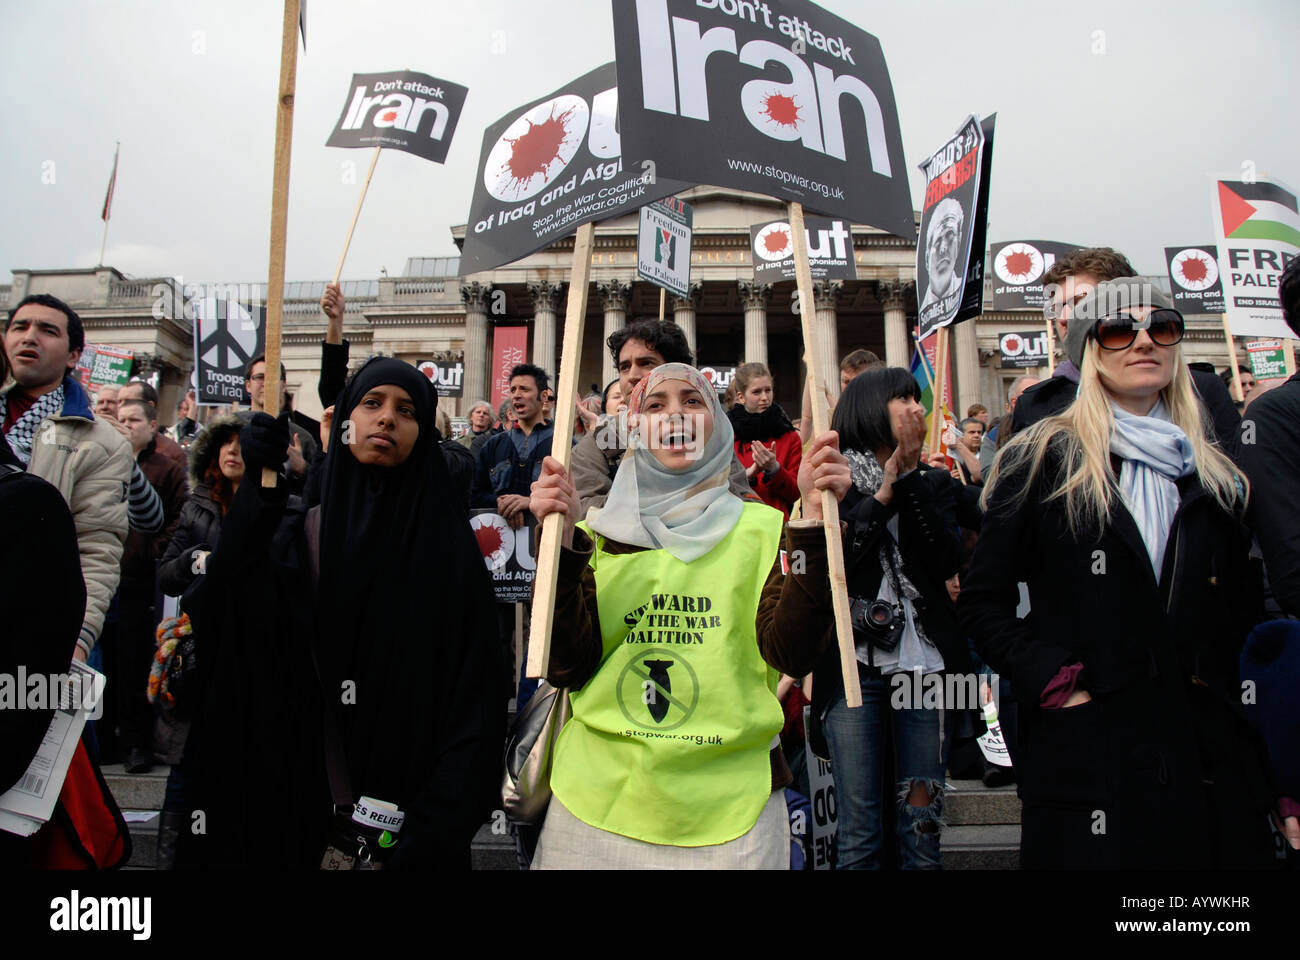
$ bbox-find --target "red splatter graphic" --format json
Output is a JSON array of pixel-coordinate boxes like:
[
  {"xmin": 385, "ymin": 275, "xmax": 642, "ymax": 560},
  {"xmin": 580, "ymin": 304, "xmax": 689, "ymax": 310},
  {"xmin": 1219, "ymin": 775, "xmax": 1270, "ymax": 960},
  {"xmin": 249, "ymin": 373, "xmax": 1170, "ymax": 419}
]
[
  {"xmin": 503, "ymin": 106, "xmax": 575, "ymax": 193},
  {"xmin": 1002, "ymin": 250, "xmax": 1035, "ymax": 280},
  {"xmin": 475, "ymin": 523, "xmax": 503, "ymax": 557},
  {"xmin": 1180, "ymin": 255, "xmax": 1209, "ymax": 283},
  {"xmin": 763, "ymin": 227, "xmax": 791, "ymax": 253},
  {"xmin": 762, "ymin": 93, "xmax": 801, "ymax": 128},
  {"xmin": 1004, "ymin": 336, "xmax": 1021, "ymax": 351},
  {"xmin": 380, "ymin": 110, "xmax": 398, "ymax": 123}
]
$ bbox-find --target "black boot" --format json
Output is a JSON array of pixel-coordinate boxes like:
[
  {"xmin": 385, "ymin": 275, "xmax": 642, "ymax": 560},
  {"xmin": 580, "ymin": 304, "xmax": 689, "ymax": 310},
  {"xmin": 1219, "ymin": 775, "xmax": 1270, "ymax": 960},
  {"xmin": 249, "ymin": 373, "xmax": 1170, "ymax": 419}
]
[
  {"xmin": 156, "ymin": 810, "xmax": 184, "ymax": 870},
  {"xmin": 125, "ymin": 747, "xmax": 153, "ymax": 774}
]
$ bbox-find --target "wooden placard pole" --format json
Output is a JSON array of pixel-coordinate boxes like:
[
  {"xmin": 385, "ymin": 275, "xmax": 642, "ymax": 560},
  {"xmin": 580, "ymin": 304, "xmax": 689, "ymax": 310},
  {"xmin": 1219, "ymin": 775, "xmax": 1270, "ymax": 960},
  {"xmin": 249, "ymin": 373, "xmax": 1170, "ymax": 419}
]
[
  {"xmin": 788, "ymin": 201, "xmax": 861, "ymax": 708},
  {"xmin": 928, "ymin": 326, "xmax": 951, "ymax": 455},
  {"xmin": 260, "ymin": 0, "xmax": 300, "ymax": 488},
  {"xmin": 1284, "ymin": 339, "xmax": 1297, "ymax": 375},
  {"xmin": 527, "ymin": 222, "xmax": 596, "ymax": 679},
  {"xmin": 1222, "ymin": 315, "xmax": 1245, "ymax": 404},
  {"xmin": 658, "ymin": 286, "xmax": 666, "ymax": 323},
  {"xmin": 1044, "ymin": 314, "xmax": 1057, "ymax": 377},
  {"xmin": 333, "ymin": 144, "xmax": 381, "ymax": 284}
]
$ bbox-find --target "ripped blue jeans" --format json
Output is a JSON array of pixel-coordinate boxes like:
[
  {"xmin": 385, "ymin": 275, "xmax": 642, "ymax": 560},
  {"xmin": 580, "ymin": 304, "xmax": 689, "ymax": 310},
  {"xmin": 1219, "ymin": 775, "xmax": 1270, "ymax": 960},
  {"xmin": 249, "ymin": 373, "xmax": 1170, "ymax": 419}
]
[{"xmin": 823, "ymin": 666, "xmax": 945, "ymax": 870}]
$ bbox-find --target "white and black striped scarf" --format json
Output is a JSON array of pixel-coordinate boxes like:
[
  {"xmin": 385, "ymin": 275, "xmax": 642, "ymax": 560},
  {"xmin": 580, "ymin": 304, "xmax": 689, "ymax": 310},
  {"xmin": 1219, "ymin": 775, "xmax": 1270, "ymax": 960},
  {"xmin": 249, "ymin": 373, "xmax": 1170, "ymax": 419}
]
[
  {"xmin": 0, "ymin": 385, "xmax": 64, "ymax": 467},
  {"xmin": 843, "ymin": 447, "xmax": 931, "ymax": 640}
]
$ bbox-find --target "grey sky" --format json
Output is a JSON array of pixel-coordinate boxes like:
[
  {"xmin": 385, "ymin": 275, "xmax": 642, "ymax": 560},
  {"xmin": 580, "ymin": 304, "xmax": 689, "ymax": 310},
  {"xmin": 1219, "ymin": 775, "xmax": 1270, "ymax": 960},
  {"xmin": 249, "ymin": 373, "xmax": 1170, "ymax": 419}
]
[{"xmin": 3, "ymin": 0, "xmax": 1296, "ymax": 284}]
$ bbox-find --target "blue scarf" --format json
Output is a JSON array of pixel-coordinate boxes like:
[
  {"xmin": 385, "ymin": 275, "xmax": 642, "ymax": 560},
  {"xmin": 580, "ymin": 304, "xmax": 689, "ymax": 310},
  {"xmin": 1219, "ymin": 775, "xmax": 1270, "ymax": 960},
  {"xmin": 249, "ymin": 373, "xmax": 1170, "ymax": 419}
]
[{"xmin": 1109, "ymin": 399, "xmax": 1195, "ymax": 578}]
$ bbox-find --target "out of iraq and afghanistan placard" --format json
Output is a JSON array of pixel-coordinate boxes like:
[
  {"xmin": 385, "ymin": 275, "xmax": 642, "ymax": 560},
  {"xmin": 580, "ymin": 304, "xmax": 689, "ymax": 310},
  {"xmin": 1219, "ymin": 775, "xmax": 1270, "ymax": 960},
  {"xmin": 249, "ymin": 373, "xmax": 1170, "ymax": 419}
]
[
  {"xmin": 471, "ymin": 509, "xmax": 536, "ymax": 603},
  {"xmin": 612, "ymin": 0, "xmax": 914, "ymax": 239},
  {"xmin": 416, "ymin": 352, "xmax": 465, "ymax": 398},
  {"xmin": 915, "ymin": 114, "xmax": 994, "ymax": 340},
  {"xmin": 1165, "ymin": 245, "xmax": 1226, "ymax": 314},
  {"xmin": 192, "ymin": 297, "xmax": 265, "ymax": 405},
  {"xmin": 989, "ymin": 240, "xmax": 1084, "ymax": 312},
  {"xmin": 637, "ymin": 196, "xmax": 694, "ymax": 298},
  {"xmin": 749, "ymin": 215, "xmax": 855, "ymax": 283},
  {"xmin": 460, "ymin": 63, "xmax": 692, "ymax": 274},
  {"xmin": 1211, "ymin": 177, "xmax": 1300, "ymax": 339},
  {"xmin": 326, "ymin": 70, "xmax": 468, "ymax": 164}
]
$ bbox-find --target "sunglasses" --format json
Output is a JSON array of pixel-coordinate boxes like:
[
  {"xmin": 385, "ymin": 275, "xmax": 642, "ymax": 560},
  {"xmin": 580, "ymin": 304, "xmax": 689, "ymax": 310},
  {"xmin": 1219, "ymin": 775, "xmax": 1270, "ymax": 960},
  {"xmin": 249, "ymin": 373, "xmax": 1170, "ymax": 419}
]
[{"xmin": 1091, "ymin": 309, "xmax": 1185, "ymax": 351}]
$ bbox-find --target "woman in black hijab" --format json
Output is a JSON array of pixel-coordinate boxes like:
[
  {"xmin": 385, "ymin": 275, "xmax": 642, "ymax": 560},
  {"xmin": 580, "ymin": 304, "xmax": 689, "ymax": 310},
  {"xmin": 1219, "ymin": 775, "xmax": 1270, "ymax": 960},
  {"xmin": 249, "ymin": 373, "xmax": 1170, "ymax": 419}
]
[{"xmin": 183, "ymin": 357, "xmax": 505, "ymax": 869}]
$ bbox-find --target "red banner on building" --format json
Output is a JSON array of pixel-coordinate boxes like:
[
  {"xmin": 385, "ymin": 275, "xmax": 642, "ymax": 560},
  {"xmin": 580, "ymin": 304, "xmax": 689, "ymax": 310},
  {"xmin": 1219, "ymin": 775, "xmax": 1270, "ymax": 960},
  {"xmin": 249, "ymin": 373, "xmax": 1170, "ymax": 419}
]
[{"xmin": 490, "ymin": 325, "xmax": 528, "ymax": 419}]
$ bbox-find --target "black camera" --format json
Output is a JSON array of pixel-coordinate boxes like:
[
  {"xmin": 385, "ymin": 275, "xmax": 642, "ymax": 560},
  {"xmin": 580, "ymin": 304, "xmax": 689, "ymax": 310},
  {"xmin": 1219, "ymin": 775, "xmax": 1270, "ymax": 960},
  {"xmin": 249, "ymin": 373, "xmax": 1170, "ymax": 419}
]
[{"xmin": 850, "ymin": 596, "xmax": 905, "ymax": 653}]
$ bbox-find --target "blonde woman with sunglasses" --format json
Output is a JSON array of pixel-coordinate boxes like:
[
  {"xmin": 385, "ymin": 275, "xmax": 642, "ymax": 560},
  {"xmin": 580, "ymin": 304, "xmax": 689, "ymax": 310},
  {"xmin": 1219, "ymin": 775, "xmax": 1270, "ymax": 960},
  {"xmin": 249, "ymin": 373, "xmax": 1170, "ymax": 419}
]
[{"xmin": 959, "ymin": 279, "xmax": 1279, "ymax": 870}]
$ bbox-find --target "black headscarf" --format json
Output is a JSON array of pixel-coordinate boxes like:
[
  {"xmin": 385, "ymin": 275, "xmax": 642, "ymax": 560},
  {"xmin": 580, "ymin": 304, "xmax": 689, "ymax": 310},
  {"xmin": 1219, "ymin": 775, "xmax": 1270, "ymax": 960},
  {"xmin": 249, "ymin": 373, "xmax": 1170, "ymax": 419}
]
[
  {"xmin": 314, "ymin": 357, "xmax": 500, "ymax": 811},
  {"xmin": 727, "ymin": 401, "xmax": 796, "ymax": 443}
]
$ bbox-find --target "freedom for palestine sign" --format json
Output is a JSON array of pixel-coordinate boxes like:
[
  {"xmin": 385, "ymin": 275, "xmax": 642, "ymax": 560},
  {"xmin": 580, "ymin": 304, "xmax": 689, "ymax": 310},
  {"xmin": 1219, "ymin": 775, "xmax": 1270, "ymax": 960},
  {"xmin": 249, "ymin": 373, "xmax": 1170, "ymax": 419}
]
[{"xmin": 612, "ymin": 0, "xmax": 914, "ymax": 239}]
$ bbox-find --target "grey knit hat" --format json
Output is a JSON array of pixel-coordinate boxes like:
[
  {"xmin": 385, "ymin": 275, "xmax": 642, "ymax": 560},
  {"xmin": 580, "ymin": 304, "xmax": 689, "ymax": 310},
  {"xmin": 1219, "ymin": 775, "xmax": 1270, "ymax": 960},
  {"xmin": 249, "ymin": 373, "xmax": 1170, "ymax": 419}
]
[{"xmin": 1064, "ymin": 278, "xmax": 1175, "ymax": 368}]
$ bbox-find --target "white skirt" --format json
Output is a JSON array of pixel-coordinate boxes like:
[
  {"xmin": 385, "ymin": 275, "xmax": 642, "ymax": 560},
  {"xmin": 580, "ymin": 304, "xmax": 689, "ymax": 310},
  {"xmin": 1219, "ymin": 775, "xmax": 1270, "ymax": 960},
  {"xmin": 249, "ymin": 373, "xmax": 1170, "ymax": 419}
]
[{"xmin": 531, "ymin": 790, "xmax": 789, "ymax": 870}]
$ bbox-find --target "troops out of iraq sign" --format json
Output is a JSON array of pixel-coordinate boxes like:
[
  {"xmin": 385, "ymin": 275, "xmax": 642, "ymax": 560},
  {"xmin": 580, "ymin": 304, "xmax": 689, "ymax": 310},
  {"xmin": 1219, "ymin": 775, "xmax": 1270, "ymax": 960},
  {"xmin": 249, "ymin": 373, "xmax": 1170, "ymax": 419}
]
[
  {"xmin": 637, "ymin": 196, "xmax": 694, "ymax": 298},
  {"xmin": 1165, "ymin": 245, "xmax": 1226, "ymax": 314},
  {"xmin": 192, "ymin": 298, "xmax": 265, "ymax": 405},
  {"xmin": 989, "ymin": 240, "xmax": 1084, "ymax": 312},
  {"xmin": 1211, "ymin": 177, "xmax": 1300, "ymax": 339},
  {"xmin": 749, "ymin": 215, "xmax": 855, "ymax": 283},
  {"xmin": 460, "ymin": 63, "xmax": 692, "ymax": 274},
  {"xmin": 612, "ymin": 0, "xmax": 913, "ymax": 239},
  {"xmin": 326, "ymin": 70, "xmax": 468, "ymax": 164},
  {"xmin": 915, "ymin": 114, "xmax": 995, "ymax": 340}
]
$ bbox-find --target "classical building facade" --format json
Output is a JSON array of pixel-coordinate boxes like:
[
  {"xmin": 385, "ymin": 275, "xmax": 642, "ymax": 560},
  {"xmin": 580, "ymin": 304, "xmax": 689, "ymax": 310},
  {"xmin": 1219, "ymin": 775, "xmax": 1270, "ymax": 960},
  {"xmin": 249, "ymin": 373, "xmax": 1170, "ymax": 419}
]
[{"xmin": 3, "ymin": 186, "xmax": 1240, "ymax": 427}]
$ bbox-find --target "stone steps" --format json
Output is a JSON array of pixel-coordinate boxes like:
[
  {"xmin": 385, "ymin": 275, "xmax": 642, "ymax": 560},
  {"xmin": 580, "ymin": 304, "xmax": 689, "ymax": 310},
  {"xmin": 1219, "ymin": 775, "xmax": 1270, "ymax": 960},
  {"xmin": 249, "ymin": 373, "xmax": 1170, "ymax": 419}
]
[{"xmin": 103, "ymin": 770, "xmax": 1022, "ymax": 871}]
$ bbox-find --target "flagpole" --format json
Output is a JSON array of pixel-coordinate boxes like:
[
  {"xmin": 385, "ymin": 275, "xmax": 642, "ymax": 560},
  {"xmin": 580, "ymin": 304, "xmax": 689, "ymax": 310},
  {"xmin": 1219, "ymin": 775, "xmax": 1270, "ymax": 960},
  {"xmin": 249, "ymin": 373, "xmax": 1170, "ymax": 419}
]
[
  {"xmin": 97, "ymin": 219, "xmax": 110, "ymax": 269},
  {"xmin": 98, "ymin": 142, "xmax": 119, "ymax": 267}
]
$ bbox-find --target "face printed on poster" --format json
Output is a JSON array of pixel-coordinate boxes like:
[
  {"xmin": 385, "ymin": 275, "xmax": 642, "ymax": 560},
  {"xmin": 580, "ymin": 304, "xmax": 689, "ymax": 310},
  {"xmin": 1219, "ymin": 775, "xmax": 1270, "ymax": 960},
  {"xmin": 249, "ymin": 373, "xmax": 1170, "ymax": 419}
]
[{"xmin": 915, "ymin": 114, "xmax": 994, "ymax": 340}]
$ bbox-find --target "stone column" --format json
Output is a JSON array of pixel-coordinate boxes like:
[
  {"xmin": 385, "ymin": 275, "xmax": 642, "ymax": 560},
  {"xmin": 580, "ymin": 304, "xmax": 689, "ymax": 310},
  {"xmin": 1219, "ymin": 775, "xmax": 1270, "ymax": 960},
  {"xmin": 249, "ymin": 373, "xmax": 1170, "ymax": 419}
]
[
  {"xmin": 877, "ymin": 279, "xmax": 912, "ymax": 369},
  {"xmin": 738, "ymin": 281, "xmax": 770, "ymax": 367},
  {"xmin": 671, "ymin": 282, "xmax": 702, "ymax": 357},
  {"xmin": 459, "ymin": 282, "xmax": 492, "ymax": 406},
  {"xmin": 598, "ymin": 280, "xmax": 633, "ymax": 386},
  {"xmin": 813, "ymin": 280, "xmax": 843, "ymax": 401},
  {"xmin": 953, "ymin": 318, "xmax": 981, "ymax": 419},
  {"xmin": 527, "ymin": 281, "xmax": 563, "ymax": 382}
]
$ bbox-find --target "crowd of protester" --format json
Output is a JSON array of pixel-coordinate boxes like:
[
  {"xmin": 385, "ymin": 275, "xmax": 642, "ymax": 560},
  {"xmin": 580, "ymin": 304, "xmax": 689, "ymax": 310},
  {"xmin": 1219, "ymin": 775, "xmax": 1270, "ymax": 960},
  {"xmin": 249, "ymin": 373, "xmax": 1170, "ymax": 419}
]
[{"xmin": 3, "ymin": 247, "xmax": 1299, "ymax": 871}]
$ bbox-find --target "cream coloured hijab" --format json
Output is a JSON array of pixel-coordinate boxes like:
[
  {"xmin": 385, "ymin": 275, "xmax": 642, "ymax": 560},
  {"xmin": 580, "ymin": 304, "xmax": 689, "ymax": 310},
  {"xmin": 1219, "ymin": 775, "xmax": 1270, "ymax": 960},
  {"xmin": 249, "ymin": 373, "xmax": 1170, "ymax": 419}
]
[{"xmin": 585, "ymin": 363, "xmax": 743, "ymax": 562}]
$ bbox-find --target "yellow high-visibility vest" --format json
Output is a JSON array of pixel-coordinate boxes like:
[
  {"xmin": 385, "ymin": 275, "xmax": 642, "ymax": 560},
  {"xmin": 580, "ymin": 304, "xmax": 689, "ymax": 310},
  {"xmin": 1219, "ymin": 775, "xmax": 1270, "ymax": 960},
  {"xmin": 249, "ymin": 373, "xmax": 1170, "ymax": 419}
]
[{"xmin": 551, "ymin": 502, "xmax": 785, "ymax": 846}]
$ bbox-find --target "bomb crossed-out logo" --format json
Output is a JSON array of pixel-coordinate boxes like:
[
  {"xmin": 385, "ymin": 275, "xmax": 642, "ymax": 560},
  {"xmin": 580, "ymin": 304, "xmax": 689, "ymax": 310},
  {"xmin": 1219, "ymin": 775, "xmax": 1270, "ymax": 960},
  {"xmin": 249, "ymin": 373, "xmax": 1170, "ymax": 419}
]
[{"xmin": 616, "ymin": 646, "xmax": 700, "ymax": 731}]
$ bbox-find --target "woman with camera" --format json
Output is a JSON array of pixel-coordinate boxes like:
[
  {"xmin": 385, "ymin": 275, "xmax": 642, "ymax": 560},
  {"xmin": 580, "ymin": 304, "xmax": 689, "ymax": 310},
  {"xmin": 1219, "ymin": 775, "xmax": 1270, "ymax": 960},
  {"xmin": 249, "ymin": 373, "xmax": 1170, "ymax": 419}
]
[
  {"xmin": 811, "ymin": 367, "xmax": 970, "ymax": 869},
  {"xmin": 959, "ymin": 280, "xmax": 1277, "ymax": 869}
]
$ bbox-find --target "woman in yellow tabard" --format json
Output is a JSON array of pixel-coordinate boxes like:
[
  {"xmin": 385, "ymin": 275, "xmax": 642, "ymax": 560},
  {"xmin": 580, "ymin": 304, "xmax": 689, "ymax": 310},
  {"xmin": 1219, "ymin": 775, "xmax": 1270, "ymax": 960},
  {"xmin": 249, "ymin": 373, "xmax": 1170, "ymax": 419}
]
[{"xmin": 528, "ymin": 363, "xmax": 851, "ymax": 869}]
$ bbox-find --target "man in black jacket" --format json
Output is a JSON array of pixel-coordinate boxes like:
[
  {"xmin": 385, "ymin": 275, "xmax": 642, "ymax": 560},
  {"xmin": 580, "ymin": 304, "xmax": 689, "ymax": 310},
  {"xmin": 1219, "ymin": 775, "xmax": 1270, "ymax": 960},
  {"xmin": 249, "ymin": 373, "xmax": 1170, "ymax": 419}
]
[
  {"xmin": 1011, "ymin": 247, "xmax": 1241, "ymax": 457},
  {"xmin": 1239, "ymin": 257, "xmax": 1300, "ymax": 618},
  {"xmin": 470, "ymin": 364, "xmax": 553, "ymax": 526}
]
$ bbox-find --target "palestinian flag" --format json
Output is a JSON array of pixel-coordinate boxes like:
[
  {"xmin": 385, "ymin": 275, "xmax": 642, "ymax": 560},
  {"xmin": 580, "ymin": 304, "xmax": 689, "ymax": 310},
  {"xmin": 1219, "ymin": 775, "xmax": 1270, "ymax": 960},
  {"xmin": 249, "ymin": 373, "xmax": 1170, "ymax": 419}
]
[{"xmin": 1216, "ymin": 180, "xmax": 1300, "ymax": 248}]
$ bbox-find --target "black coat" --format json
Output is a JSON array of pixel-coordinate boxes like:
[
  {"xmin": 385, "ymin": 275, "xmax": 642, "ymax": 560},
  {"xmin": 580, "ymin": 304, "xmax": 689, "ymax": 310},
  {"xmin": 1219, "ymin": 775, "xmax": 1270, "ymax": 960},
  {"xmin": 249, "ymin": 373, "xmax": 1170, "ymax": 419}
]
[
  {"xmin": 811, "ymin": 465, "xmax": 970, "ymax": 720},
  {"xmin": 958, "ymin": 446, "xmax": 1277, "ymax": 868},
  {"xmin": 158, "ymin": 483, "xmax": 224, "ymax": 602},
  {"xmin": 1012, "ymin": 366, "xmax": 1242, "ymax": 460},
  {"xmin": 0, "ymin": 462, "xmax": 84, "ymax": 793},
  {"xmin": 180, "ymin": 474, "xmax": 504, "ymax": 869},
  {"xmin": 1238, "ymin": 374, "xmax": 1300, "ymax": 617}
]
